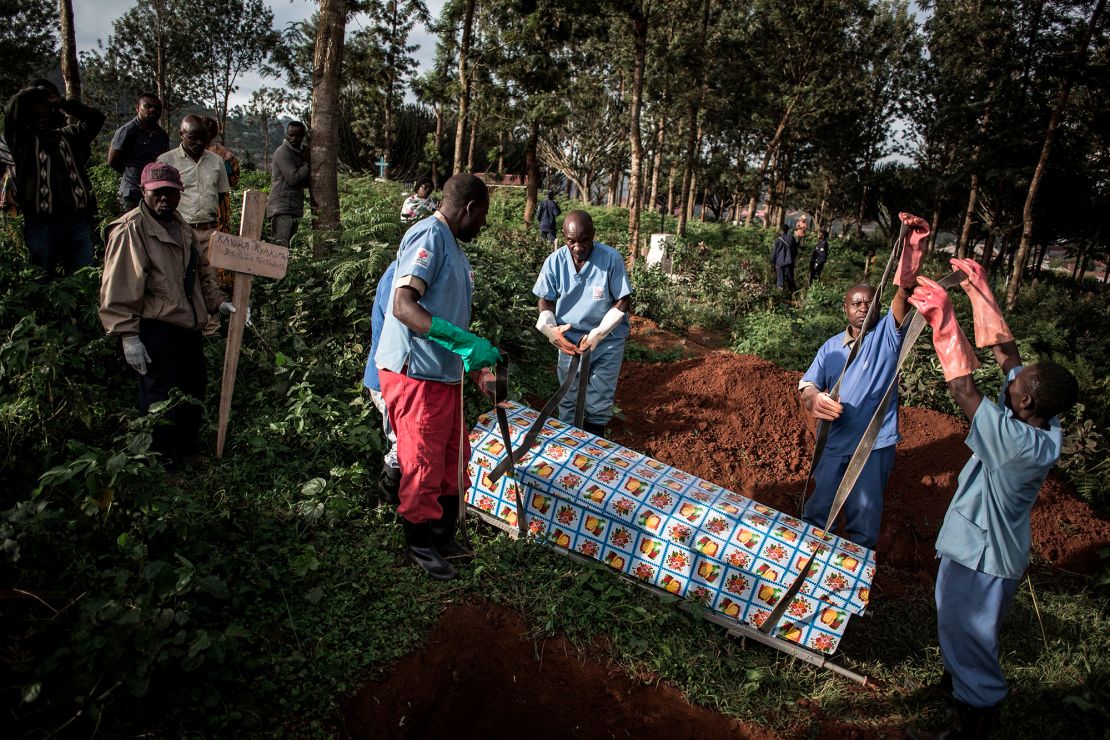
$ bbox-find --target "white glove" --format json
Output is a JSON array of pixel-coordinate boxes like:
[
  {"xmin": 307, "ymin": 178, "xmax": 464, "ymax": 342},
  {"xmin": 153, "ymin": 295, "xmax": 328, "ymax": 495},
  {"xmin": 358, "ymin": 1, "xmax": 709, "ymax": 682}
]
[
  {"xmin": 536, "ymin": 310, "xmax": 577, "ymax": 354},
  {"xmin": 219, "ymin": 301, "xmax": 236, "ymax": 316},
  {"xmin": 122, "ymin": 335, "xmax": 151, "ymax": 375},
  {"xmin": 579, "ymin": 306, "xmax": 626, "ymax": 352}
]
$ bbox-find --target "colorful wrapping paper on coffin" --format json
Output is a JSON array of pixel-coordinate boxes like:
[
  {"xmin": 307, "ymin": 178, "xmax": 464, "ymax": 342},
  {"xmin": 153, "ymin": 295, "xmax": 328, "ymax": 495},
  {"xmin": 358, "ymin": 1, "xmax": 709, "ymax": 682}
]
[{"xmin": 466, "ymin": 402, "xmax": 876, "ymax": 655}]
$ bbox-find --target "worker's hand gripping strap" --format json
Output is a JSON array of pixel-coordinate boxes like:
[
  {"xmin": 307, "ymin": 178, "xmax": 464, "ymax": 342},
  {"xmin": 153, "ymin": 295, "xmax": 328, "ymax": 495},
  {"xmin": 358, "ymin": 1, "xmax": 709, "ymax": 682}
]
[
  {"xmin": 487, "ymin": 352, "xmax": 585, "ymax": 484},
  {"xmin": 490, "ymin": 353, "xmax": 528, "ymax": 533},
  {"xmin": 797, "ymin": 219, "xmax": 907, "ymax": 519},
  {"xmin": 762, "ymin": 267, "xmax": 968, "ymax": 635}
]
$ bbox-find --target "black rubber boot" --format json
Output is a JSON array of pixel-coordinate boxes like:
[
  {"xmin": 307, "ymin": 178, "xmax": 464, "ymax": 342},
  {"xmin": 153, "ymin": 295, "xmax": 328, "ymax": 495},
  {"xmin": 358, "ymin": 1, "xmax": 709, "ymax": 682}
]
[
  {"xmin": 400, "ymin": 517, "xmax": 457, "ymax": 581},
  {"xmin": 583, "ymin": 421, "xmax": 606, "ymax": 437},
  {"xmin": 377, "ymin": 465, "xmax": 401, "ymax": 506},
  {"xmin": 430, "ymin": 496, "xmax": 475, "ymax": 562},
  {"xmin": 936, "ymin": 670, "xmax": 954, "ymax": 702},
  {"xmin": 906, "ymin": 699, "xmax": 997, "ymax": 739}
]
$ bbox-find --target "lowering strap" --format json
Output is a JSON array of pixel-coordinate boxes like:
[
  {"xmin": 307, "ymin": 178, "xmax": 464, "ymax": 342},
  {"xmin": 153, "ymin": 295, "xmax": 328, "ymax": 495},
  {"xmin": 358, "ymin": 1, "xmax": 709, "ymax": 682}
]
[
  {"xmin": 797, "ymin": 220, "xmax": 907, "ymax": 518},
  {"xmin": 760, "ymin": 267, "xmax": 968, "ymax": 635},
  {"xmin": 492, "ymin": 354, "xmax": 529, "ymax": 533},
  {"xmin": 487, "ymin": 347, "xmax": 592, "ymax": 485}
]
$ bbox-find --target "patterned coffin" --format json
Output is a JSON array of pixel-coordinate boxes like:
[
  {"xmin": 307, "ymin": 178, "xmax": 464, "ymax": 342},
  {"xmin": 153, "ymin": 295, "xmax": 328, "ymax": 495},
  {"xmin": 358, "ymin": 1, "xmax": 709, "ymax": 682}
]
[{"xmin": 465, "ymin": 402, "xmax": 876, "ymax": 655}]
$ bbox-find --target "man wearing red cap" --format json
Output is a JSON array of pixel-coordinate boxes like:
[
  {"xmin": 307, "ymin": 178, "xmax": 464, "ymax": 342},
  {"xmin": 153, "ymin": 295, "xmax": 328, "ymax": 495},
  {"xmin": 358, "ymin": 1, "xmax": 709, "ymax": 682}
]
[{"xmin": 99, "ymin": 162, "xmax": 235, "ymax": 463}]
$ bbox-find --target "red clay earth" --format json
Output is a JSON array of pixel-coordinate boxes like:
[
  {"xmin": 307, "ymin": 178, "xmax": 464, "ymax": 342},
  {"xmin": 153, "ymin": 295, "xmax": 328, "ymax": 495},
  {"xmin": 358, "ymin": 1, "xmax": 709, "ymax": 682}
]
[
  {"xmin": 345, "ymin": 320, "xmax": 1110, "ymax": 739},
  {"xmin": 345, "ymin": 603, "xmax": 776, "ymax": 740}
]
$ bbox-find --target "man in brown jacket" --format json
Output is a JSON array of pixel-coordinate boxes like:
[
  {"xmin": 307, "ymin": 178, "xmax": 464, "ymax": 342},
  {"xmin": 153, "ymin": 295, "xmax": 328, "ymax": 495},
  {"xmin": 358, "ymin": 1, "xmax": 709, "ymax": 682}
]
[{"xmin": 100, "ymin": 162, "xmax": 234, "ymax": 462}]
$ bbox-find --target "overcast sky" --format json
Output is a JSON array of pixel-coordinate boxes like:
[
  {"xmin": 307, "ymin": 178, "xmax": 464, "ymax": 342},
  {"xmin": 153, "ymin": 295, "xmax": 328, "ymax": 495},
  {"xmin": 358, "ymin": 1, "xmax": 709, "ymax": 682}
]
[{"xmin": 74, "ymin": 0, "xmax": 447, "ymax": 109}]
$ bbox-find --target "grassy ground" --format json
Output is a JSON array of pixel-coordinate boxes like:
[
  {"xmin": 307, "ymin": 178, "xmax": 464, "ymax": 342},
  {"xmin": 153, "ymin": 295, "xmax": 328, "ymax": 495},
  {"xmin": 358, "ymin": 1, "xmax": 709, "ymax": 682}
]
[{"xmin": 1, "ymin": 176, "xmax": 1108, "ymax": 736}]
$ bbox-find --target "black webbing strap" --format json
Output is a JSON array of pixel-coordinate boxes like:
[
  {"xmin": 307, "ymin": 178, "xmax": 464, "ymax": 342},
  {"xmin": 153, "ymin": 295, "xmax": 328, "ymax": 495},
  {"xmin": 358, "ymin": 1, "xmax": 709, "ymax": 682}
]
[
  {"xmin": 487, "ymin": 347, "xmax": 593, "ymax": 484},
  {"xmin": 760, "ymin": 267, "xmax": 968, "ymax": 635},
  {"xmin": 574, "ymin": 349, "xmax": 591, "ymax": 428},
  {"xmin": 491, "ymin": 354, "xmax": 528, "ymax": 532}
]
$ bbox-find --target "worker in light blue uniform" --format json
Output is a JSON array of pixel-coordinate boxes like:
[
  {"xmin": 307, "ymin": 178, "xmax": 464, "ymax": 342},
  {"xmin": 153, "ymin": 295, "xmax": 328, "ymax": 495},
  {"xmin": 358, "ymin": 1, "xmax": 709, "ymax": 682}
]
[
  {"xmin": 798, "ymin": 212, "xmax": 930, "ymax": 549},
  {"xmin": 374, "ymin": 174, "xmax": 500, "ymax": 582},
  {"xmin": 532, "ymin": 210, "xmax": 632, "ymax": 437},
  {"xmin": 906, "ymin": 259, "xmax": 1078, "ymax": 740},
  {"xmin": 362, "ymin": 260, "xmax": 399, "ymax": 505}
]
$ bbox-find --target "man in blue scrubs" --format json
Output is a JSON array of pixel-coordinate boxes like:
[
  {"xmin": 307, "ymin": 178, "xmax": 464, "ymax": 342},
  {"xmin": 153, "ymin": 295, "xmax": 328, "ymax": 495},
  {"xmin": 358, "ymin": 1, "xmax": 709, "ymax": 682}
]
[
  {"xmin": 363, "ymin": 261, "xmax": 399, "ymax": 505},
  {"xmin": 797, "ymin": 212, "xmax": 930, "ymax": 548},
  {"xmin": 375, "ymin": 174, "xmax": 500, "ymax": 581},
  {"xmin": 533, "ymin": 210, "xmax": 632, "ymax": 437},
  {"xmin": 907, "ymin": 259, "xmax": 1077, "ymax": 739}
]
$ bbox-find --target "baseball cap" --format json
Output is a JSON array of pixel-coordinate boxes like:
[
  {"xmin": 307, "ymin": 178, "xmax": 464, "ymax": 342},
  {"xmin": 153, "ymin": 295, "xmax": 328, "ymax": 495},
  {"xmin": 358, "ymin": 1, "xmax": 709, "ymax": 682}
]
[{"xmin": 141, "ymin": 162, "xmax": 184, "ymax": 191}]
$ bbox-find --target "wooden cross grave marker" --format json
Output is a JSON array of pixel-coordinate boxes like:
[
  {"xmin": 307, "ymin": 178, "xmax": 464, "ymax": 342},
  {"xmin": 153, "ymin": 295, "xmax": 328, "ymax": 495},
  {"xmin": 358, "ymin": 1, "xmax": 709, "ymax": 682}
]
[{"xmin": 208, "ymin": 189, "xmax": 290, "ymax": 458}]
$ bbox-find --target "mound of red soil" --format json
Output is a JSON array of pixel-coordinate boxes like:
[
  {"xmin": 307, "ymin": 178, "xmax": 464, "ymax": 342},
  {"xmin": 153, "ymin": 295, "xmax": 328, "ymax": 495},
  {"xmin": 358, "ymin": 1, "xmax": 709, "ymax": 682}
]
[
  {"xmin": 610, "ymin": 352, "xmax": 1110, "ymax": 582},
  {"xmin": 344, "ymin": 602, "xmax": 775, "ymax": 740},
  {"xmin": 628, "ymin": 316, "xmax": 729, "ymax": 358}
]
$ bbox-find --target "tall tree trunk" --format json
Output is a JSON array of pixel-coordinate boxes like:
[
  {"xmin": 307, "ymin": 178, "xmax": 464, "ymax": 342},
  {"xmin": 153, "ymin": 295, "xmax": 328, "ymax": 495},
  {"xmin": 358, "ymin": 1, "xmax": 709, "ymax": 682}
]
[
  {"xmin": 686, "ymin": 171, "xmax": 697, "ymax": 222},
  {"xmin": 1070, "ymin": 243, "xmax": 1086, "ymax": 281},
  {"xmin": 59, "ymin": 0, "xmax": 80, "ymax": 100},
  {"xmin": 648, "ymin": 113, "xmax": 665, "ymax": 213},
  {"xmin": 607, "ymin": 170, "xmax": 618, "ymax": 207},
  {"xmin": 677, "ymin": 103, "xmax": 698, "ymax": 236},
  {"xmin": 981, "ymin": 230, "xmax": 995, "ymax": 269},
  {"xmin": 452, "ymin": 0, "xmax": 476, "ymax": 175},
  {"xmin": 626, "ymin": 12, "xmax": 648, "ymax": 263},
  {"xmin": 957, "ymin": 82, "xmax": 1002, "ymax": 259},
  {"xmin": 666, "ymin": 166, "xmax": 675, "ymax": 214},
  {"xmin": 261, "ymin": 120, "xmax": 270, "ymax": 172},
  {"xmin": 956, "ymin": 169, "xmax": 982, "ymax": 259},
  {"xmin": 466, "ymin": 111, "xmax": 478, "ymax": 172},
  {"xmin": 1006, "ymin": 0, "xmax": 1105, "ymax": 308},
  {"xmin": 496, "ymin": 129, "xmax": 504, "ymax": 179},
  {"xmin": 677, "ymin": 0, "xmax": 710, "ymax": 237},
  {"xmin": 699, "ymin": 186, "xmax": 709, "ymax": 222},
  {"xmin": 309, "ymin": 0, "xmax": 345, "ymax": 248},
  {"xmin": 523, "ymin": 120, "xmax": 539, "ymax": 226},
  {"xmin": 431, "ymin": 102, "xmax": 443, "ymax": 185},
  {"xmin": 745, "ymin": 101, "xmax": 794, "ymax": 227},
  {"xmin": 855, "ymin": 183, "xmax": 868, "ymax": 239}
]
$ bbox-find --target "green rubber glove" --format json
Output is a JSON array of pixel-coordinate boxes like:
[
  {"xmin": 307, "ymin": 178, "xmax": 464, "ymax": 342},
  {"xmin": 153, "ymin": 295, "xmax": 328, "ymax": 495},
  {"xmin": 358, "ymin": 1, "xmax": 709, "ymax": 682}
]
[{"xmin": 426, "ymin": 316, "xmax": 500, "ymax": 371}]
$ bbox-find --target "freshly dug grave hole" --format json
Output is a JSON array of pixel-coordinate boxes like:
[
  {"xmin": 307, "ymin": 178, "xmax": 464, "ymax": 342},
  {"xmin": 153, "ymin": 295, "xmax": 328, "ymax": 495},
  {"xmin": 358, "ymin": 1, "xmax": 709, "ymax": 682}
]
[{"xmin": 344, "ymin": 602, "xmax": 775, "ymax": 740}]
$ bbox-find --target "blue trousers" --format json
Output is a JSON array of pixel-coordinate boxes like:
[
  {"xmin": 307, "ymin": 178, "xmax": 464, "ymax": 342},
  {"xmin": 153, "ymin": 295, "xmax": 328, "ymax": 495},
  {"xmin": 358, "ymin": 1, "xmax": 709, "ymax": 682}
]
[
  {"xmin": 23, "ymin": 214, "xmax": 93, "ymax": 278},
  {"xmin": 936, "ymin": 556, "xmax": 1019, "ymax": 708},
  {"xmin": 556, "ymin": 336, "xmax": 625, "ymax": 426},
  {"xmin": 802, "ymin": 444, "xmax": 894, "ymax": 549}
]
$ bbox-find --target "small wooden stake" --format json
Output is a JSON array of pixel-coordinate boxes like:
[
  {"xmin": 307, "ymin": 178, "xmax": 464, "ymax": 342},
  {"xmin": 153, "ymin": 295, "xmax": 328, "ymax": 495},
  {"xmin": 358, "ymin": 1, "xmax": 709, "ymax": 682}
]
[{"xmin": 213, "ymin": 190, "xmax": 286, "ymax": 459}]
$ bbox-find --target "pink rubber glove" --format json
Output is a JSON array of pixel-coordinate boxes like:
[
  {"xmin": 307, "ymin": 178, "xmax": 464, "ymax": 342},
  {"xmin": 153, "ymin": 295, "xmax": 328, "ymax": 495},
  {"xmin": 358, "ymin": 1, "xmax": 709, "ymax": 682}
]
[
  {"xmin": 949, "ymin": 258, "xmax": 1013, "ymax": 348},
  {"xmin": 908, "ymin": 276, "xmax": 980, "ymax": 381},
  {"xmin": 894, "ymin": 212, "xmax": 931, "ymax": 287}
]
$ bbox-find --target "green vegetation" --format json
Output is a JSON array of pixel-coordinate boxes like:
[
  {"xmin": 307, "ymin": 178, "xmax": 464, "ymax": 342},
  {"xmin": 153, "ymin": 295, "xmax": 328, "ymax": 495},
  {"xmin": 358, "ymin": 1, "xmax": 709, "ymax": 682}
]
[{"xmin": 2, "ymin": 177, "xmax": 1108, "ymax": 736}]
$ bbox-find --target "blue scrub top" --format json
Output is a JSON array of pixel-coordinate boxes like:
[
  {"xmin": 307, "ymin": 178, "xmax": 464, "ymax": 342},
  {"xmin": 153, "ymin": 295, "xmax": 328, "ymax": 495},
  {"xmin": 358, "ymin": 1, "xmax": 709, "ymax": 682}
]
[
  {"xmin": 362, "ymin": 260, "xmax": 397, "ymax": 392},
  {"xmin": 801, "ymin": 311, "xmax": 906, "ymax": 456},
  {"xmin": 935, "ymin": 365, "xmax": 1063, "ymax": 580},
  {"xmin": 532, "ymin": 241, "xmax": 632, "ymax": 344},
  {"xmin": 375, "ymin": 216, "xmax": 474, "ymax": 383}
]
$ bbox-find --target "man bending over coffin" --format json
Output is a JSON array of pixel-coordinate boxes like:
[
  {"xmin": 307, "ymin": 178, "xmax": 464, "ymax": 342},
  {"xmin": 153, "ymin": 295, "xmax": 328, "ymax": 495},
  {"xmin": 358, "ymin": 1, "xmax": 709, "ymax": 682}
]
[
  {"xmin": 907, "ymin": 259, "xmax": 1077, "ymax": 739},
  {"xmin": 796, "ymin": 213, "xmax": 929, "ymax": 548},
  {"xmin": 375, "ymin": 174, "xmax": 500, "ymax": 581},
  {"xmin": 533, "ymin": 210, "xmax": 632, "ymax": 437}
]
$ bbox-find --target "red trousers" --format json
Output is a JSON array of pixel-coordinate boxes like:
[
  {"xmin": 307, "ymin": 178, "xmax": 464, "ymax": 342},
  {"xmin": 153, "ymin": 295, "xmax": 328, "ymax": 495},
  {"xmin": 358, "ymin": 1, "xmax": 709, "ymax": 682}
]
[{"xmin": 379, "ymin": 369, "xmax": 470, "ymax": 524}]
